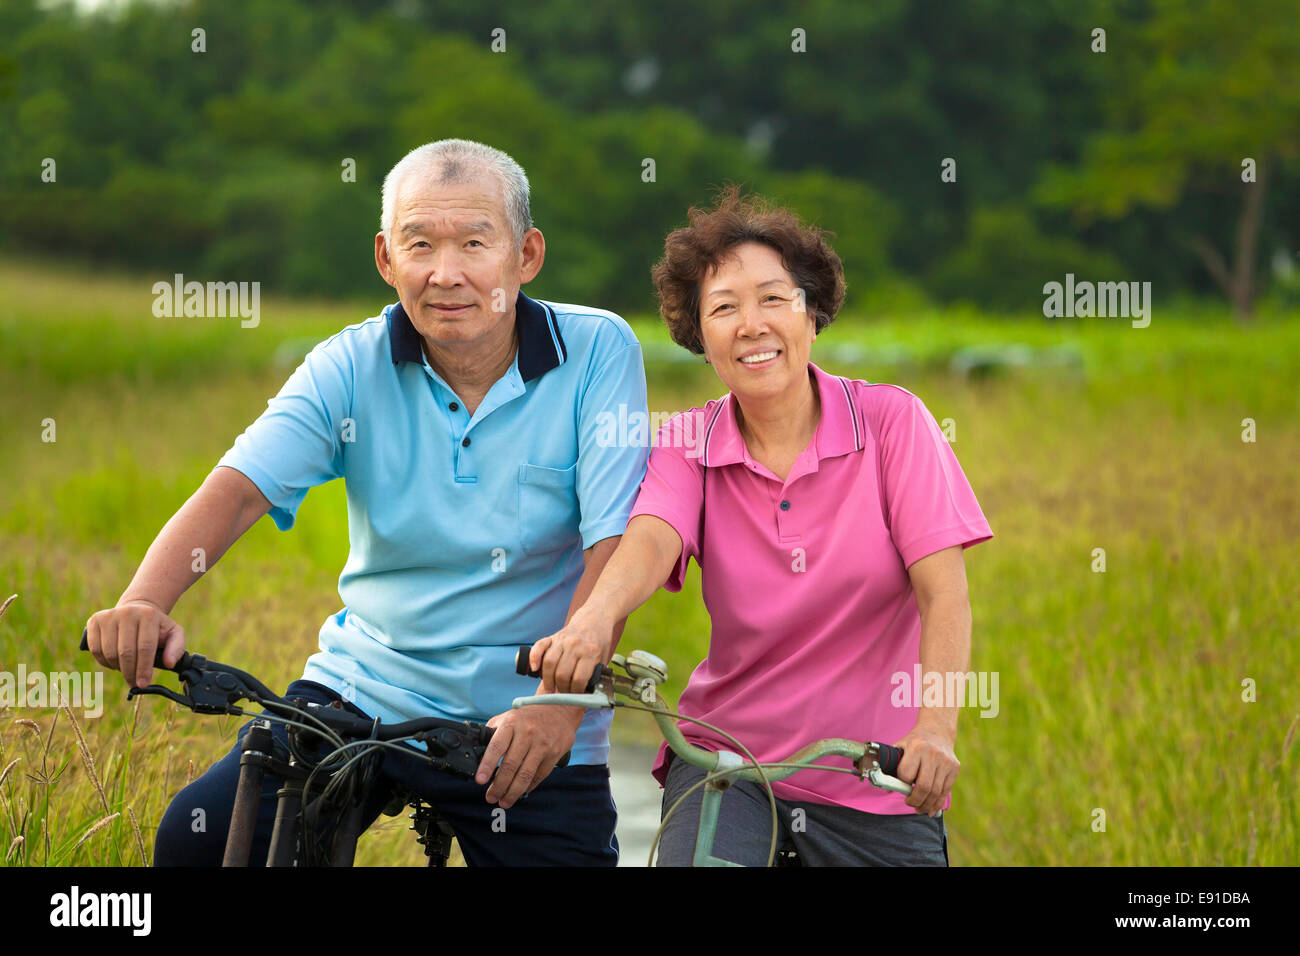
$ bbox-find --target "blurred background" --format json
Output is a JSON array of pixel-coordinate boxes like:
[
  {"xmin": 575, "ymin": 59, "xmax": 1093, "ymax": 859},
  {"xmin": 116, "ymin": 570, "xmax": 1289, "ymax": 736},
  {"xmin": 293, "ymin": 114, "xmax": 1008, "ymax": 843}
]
[
  {"xmin": 0, "ymin": 0, "xmax": 1296, "ymax": 867},
  {"xmin": 4, "ymin": 0, "xmax": 1300, "ymax": 314}
]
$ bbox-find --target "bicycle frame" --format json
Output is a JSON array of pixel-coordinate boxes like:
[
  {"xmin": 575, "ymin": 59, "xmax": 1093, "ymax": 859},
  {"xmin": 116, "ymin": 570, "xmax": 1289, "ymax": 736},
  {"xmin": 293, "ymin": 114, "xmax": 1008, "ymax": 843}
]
[
  {"xmin": 219, "ymin": 699, "xmax": 492, "ymax": 867},
  {"xmin": 512, "ymin": 648, "xmax": 914, "ymax": 867}
]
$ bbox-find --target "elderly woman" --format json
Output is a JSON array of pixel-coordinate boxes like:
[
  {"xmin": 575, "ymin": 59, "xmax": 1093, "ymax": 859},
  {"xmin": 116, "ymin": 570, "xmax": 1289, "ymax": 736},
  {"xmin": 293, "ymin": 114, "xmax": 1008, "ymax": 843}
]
[{"xmin": 532, "ymin": 188, "xmax": 993, "ymax": 866}]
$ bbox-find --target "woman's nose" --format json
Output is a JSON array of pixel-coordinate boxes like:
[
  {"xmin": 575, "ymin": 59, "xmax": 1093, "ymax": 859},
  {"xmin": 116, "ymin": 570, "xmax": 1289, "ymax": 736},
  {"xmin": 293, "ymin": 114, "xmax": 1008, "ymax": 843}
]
[{"xmin": 736, "ymin": 300, "xmax": 768, "ymax": 336}]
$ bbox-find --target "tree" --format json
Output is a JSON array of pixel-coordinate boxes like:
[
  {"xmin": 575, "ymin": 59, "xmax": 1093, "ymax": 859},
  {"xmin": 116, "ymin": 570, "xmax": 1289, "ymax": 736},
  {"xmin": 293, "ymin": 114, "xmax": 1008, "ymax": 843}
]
[{"xmin": 1035, "ymin": 0, "xmax": 1300, "ymax": 320}]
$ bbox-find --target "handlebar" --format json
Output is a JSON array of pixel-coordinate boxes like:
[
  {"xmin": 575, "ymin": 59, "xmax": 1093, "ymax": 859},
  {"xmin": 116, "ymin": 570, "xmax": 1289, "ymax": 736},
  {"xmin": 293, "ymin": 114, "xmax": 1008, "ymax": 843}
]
[
  {"xmin": 511, "ymin": 650, "xmax": 913, "ymax": 795},
  {"xmin": 80, "ymin": 627, "xmax": 193, "ymax": 674},
  {"xmin": 514, "ymin": 645, "xmax": 604, "ymax": 694},
  {"xmin": 77, "ymin": 629, "xmax": 574, "ymax": 774}
]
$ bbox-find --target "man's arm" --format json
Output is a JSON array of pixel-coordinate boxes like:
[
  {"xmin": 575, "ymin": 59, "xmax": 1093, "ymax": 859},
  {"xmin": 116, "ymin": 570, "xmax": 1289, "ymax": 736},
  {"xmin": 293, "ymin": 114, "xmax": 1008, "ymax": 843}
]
[{"xmin": 85, "ymin": 466, "xmax": 271, "ymax": 688}]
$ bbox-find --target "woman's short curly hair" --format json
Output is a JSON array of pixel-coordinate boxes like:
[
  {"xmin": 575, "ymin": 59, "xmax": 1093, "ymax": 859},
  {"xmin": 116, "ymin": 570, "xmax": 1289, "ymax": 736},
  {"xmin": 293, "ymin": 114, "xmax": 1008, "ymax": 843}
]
[{"xmin": 651, "ymin": 185, "xmax": 846, "ymax": 355}]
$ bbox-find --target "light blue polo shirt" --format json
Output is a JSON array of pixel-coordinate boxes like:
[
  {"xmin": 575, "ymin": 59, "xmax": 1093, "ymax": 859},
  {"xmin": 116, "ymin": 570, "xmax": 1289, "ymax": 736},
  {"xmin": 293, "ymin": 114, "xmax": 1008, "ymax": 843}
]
[{"xmin": 216, "ymin": 291, "xmax": 649, "ymax": 764}]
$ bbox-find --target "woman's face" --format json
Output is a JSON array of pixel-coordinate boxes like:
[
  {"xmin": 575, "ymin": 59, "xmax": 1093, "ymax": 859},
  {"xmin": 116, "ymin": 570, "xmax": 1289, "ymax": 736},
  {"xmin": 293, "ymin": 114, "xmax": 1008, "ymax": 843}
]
[{"xmin": 698, "ymin": 242, "xmax": 816, "ymax": 402}]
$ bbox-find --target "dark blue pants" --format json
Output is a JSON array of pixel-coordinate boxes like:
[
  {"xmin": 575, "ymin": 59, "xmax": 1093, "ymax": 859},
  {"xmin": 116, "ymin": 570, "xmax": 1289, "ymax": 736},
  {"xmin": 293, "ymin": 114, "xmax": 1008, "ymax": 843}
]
[{"xmin": 154, "ymin": 680, "xmax": 619, "ymax": 866}]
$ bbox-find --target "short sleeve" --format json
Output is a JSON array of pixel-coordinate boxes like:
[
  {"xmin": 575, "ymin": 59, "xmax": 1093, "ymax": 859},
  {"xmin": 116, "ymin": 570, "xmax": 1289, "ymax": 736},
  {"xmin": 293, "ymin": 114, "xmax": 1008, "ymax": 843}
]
[
  {"xmin": 628, "ymin": 412, "xmax": 705, "ymax": 592},
  {"xmin": 875, "ymin": 389, "xmax": 993, "ymax": 569},
  {"xmin": 216, "ymin": 341, "xmax": 351, "ymax": 530},
  {"xmin": 575, "ymin": 341, "xmax": 651, "ymax": 549}
]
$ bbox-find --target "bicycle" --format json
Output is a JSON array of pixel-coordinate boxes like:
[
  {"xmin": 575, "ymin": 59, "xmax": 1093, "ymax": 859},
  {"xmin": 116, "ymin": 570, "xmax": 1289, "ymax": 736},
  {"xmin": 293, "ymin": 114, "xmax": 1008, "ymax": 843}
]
[
  {"xmin": 78, "ymin": 629, "xmax": 595, "ymax": 867},
  {"xmin": 512, "ymin": 646, "xmax": 915, "ymax": 867}
]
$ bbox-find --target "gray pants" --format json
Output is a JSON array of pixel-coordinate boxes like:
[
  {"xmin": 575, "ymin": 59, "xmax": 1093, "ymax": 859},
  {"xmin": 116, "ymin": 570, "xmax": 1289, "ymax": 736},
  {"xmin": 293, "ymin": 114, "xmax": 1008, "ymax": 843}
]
[{"xmin": 657, "ymin": 752, "xmax": 949, "ymax": 866}]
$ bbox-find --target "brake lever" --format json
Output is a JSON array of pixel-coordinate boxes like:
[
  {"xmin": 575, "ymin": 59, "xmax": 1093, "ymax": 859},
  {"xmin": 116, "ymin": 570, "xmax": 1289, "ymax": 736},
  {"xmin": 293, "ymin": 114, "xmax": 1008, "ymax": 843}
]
[
  {"xmin": 123, "ymin": 653, "xmax": 262, "ymax": 716},
  {"xmin": 120, "ymin": 653, "xmax": 213, "ymax": 713},
  {"xmin": 126, "ymin": 683, "xmax": 198, "ymax": 709}
]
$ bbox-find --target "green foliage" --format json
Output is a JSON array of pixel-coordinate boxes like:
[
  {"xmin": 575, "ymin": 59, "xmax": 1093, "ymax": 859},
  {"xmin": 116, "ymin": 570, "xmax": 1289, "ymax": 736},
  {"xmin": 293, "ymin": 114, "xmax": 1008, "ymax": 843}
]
[
  {"xmin": 1034, "ymin": 0, "xmax": 1300, "ymax": 314},
  {"xmin": 5, "ymin": 0, "xmax": 1293, "ymax": 316},
  {"xmin": 1039, "ymin": 0, "xmax": 1300, "ymax": 216},
  {"xmin": 0, "ymin": 0, "xmax": 897, "ymax": 315},
  {"xmin": 930, "ymin": 205, "xmax": 1124, "ymax": 312}
]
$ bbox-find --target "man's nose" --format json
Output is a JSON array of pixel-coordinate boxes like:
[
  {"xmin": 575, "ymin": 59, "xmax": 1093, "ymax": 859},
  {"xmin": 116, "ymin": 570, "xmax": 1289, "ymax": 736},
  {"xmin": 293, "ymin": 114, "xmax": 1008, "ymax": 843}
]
[{"xmin": 427, "ymin": 248, "xmax": 463, "ymax": 286}]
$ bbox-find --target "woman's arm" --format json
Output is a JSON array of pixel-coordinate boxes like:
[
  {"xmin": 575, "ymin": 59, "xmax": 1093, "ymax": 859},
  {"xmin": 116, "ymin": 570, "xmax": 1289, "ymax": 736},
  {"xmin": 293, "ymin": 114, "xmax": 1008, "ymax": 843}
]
[
  {"xmin": 531, "ymin": 513, "xmax": 684, "ymax": 693},
  {"xmin": 896, "ymin": 544, "xmax": 972, "ymax": 816}
]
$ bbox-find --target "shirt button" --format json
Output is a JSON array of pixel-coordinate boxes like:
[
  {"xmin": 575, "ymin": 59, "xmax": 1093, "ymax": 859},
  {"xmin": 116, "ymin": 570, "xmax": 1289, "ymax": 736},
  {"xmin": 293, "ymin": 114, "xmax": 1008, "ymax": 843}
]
[
  {"xmin": 780, "ymin": 499, "xmax": 790, "ymax": 511},
  {"xmin": 461, "ymin": 437, "xmax": 471, "ymax": 447},
  {"xmin": 449, "ymin": 402, "xmax": 459, "ymax": 412}
]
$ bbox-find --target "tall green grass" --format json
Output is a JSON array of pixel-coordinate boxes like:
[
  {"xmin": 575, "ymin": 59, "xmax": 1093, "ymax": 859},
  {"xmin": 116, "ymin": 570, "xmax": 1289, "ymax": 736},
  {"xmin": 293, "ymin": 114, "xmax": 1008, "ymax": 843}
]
[{"xmin": 1, "ymin": 258, "xmax": 1296, "ymax": 865}]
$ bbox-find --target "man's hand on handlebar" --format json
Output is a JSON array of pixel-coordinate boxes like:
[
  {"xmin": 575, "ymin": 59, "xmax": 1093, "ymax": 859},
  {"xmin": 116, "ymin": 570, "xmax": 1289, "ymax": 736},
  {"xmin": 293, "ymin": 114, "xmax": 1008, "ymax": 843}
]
[
  {"xmin": 529, "ymin": 606, "xmax": 611, "ymax": 695},
  {"xmin": 476, "ymin": 703, "xmax": 583, "ymax": 809},
  {"xmin": 85, "ymin": 601, "xmax": 187, "ymax": 690}
]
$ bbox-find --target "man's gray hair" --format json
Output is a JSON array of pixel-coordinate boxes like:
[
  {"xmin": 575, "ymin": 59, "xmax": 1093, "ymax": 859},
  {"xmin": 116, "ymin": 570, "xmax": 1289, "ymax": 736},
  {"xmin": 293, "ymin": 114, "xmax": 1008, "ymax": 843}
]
[{"xmin": 381, "ymin": 139, "xmax": 532, "ymax": 248}]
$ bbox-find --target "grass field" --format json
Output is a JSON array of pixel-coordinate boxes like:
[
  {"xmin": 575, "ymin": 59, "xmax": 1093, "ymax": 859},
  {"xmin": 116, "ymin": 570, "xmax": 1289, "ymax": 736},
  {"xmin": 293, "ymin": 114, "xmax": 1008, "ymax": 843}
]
[{"xmin": 1, "ymin": 257, "xmax": 1297, "ymax": 866}]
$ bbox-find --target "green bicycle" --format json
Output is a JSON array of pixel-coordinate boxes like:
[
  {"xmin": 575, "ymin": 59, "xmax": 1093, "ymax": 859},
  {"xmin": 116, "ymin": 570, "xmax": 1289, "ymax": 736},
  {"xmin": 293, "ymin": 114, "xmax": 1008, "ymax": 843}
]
[{"xmin": 513, "ymin": 647, "xmax": 913, "ymax": 867}]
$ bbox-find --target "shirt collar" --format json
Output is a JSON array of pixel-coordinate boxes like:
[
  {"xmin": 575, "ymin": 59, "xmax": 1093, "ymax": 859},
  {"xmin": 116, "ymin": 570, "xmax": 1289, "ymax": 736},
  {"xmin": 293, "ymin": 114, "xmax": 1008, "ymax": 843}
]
[
  {"xmin": 700, "ymin": 361, "xmax": 864, "ymax": 468},
  {"xmin": 387, "ymin": 290, "xmax": 567, "ymax": 382}
]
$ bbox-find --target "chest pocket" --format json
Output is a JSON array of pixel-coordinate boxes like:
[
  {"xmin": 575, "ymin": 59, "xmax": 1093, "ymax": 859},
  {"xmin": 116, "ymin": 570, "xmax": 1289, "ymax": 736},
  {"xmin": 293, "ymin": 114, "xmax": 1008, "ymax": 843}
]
[{"xmin": 518, "ymin": 462, "xmax": 581, "ymax": 555}]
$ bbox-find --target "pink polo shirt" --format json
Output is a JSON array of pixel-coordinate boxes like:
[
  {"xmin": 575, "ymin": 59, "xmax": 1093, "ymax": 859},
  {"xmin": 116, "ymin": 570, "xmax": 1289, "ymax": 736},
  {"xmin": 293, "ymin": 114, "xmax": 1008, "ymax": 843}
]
[{"xmin": 628, "ymin": 362, "xmax": 993, "ymax": 813}]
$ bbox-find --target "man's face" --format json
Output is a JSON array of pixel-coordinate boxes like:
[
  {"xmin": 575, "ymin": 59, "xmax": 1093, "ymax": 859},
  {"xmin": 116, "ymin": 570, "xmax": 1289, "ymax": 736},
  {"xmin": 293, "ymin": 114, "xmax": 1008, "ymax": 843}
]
[{"xmin": 375, "ymin": 172, "xmax": 544, "ymax": 350}]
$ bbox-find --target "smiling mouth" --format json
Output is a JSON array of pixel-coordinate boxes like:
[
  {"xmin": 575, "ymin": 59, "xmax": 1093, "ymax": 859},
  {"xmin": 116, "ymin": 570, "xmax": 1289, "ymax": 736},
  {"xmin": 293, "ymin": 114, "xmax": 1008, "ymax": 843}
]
[
  {"xmin": 428, "ymin": 303, "xmax": 474, "ymax": 313},
  {"xmin": 738, "ymin": 350, "xmax": 781, "ymax": 365}
]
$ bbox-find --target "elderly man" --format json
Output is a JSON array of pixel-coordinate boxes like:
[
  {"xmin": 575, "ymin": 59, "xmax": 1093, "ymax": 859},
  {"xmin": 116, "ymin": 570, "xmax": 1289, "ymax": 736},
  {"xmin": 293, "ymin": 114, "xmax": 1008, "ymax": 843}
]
[{"xmin": 84, "ymin": 139, "xmax": 649, "ymax": 866}]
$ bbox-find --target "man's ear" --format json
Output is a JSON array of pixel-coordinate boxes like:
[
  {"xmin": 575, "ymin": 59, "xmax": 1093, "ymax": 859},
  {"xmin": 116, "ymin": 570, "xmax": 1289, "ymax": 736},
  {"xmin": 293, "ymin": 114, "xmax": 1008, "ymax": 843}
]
[
  {"xmin": 518, "ymin": 228, "xmax": 546, "ymax": 285},
  {"xmin": 375, "ymin": 232, "xmax": 396, "ymax": 287}
]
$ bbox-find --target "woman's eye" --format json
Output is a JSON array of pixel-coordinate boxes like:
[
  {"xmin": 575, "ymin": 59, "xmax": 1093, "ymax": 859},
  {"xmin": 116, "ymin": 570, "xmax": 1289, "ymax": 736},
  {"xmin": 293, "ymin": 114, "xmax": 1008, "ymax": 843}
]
[{"xmin": 467, "ymin": 240, "xmax": 483, "ymax": 248}]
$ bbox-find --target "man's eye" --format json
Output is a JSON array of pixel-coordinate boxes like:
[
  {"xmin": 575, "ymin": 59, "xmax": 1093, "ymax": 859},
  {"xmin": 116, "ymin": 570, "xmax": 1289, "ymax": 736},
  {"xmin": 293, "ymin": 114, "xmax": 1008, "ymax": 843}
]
[{"xmin": 466, "ymin": 239, "xmax": 484, "ymax": 248}]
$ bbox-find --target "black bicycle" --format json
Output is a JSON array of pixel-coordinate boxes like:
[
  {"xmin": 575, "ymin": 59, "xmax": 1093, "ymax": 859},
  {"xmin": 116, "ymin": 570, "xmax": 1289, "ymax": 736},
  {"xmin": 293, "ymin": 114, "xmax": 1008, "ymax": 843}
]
[{"xmin": 78, "ymin": 630, "xmax": 597, "ymax": 867}]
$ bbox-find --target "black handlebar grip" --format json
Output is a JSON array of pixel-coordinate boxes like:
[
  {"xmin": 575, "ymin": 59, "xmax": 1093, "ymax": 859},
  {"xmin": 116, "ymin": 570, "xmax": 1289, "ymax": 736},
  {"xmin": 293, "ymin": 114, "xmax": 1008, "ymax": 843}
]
[
  {"xmin": 514, "ymin": 646, "xmax": 603, "ymax": 694},
  {"xmin": 80, "ymin": 627, "xmax": 190, "ymax": 673},
  {"xmin": 875, "ymin": 743, "xmax": 904, "ymax": 777}
]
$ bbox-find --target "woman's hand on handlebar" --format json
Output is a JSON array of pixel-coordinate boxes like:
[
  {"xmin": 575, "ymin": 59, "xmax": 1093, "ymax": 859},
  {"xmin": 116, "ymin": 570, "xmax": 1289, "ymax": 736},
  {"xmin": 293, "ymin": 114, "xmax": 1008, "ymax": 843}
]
[
  {"xmin": 894, "ymin": 723, "xmax": 960, "ymax": 817},
  {"xmin": 529, "ymin": 606, "xmax": 613, "ymax": 695},
  {"xmin": 85, "ymin": 600, "xmax": 187, "ymax": 690}
]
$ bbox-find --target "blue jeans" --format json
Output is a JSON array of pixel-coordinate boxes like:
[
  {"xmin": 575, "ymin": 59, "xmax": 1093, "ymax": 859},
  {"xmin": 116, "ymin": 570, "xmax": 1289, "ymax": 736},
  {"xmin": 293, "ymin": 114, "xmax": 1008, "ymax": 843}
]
[{"xmin": 154, "ymin": 679, "xmax": 618, "ymax": 866}]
